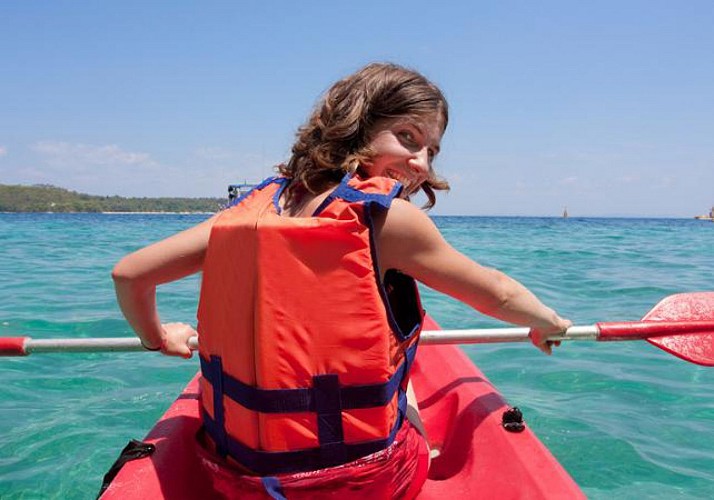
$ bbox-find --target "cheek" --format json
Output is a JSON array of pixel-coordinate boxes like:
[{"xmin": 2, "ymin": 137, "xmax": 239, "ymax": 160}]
[
  {"xmin": 370, "ymin": 144, "xmax": 404, "ymax": 167},
  {"xmin": 368, "ymin": 133, "xmax": 401, "ymax": 157}
]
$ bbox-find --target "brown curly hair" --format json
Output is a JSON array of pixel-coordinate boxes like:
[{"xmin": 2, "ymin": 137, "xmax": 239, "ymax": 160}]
[{"xmin": 278, "ymin": 62, "xmax": 449, "ymax": 209}]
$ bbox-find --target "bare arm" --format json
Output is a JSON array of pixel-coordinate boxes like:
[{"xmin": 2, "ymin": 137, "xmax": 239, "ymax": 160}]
[
  {"xmin": 377, "ymin": 200, "xmax": 571, "ymax": 354},
  {"xmin": 111, "ymin": 214, "xmax": 219, "ymax": 356}
]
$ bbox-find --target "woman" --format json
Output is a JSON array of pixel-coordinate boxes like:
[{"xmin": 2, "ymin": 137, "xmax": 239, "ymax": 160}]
[{"xmin": 113, "ymin": 62, "xmax": 570, "ymax": 499}]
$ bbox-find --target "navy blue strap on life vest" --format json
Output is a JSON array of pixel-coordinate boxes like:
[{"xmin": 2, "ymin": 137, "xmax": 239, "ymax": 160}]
[
  {"xmin": 200, "ymin": 342, "xmax": 417, "ymax": 475},
  {"xmin": 210, "ymin": 355, "xmax": 229, "ymax": 457},
  {"xmin": 313, "ymin": 374, "xmax": 344, "ymax": 449},
  {"xmin": 238, "ymin": 173, "xmax": 402, "ymax": 215},
  {"xmin": 312, "ymin": 173, "xmax": 403, "ymax": 216},
  {"xmin": 362, "ymin": 197, "xmax": 424, "ymax": 343},
  {"xmin": 202, "ymin": 385, "xmax": 408, "ymax": 475},
  {"xmin": 200, "ymin": 342, "xmax": 417, "ymax": 414}
]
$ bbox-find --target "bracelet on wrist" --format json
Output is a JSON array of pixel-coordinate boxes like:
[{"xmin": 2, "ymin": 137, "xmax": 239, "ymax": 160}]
[{"xmin": 141, "ymin": 340, "xmax": 162, "ymax": 351}]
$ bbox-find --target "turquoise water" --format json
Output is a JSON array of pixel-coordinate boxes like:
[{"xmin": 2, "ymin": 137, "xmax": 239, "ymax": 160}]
[{"xmin": 1, "ymin": 213, "xmax": 712, "ymax": 499}]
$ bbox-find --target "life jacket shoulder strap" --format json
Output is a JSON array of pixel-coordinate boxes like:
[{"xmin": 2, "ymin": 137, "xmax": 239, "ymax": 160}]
[{"xmin": 312, "ymin": 174, "xmax": 403, "ymax": 216}]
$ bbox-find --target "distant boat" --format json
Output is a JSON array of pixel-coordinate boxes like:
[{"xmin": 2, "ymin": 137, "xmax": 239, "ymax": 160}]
[
  {"xmin": 694, "ymin": 206, "xmax": 714, "ymax": 221},
  {"xmin": 227, "ymin": 182, "xmax": 258, "ymax": 203},
  {"xmin": 562, "ymin": 207, "xmax": 569, "ymax": 218}
]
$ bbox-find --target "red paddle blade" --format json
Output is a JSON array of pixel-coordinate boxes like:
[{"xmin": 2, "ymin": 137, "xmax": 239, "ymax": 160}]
[{"xmin": 643, "ymin": 292, "xmax": 714, "ymax": 366}]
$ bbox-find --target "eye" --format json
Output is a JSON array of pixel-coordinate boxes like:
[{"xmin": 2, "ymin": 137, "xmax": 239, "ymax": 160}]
[{"xmin": 398, "ymin": 130, "xmax": 416, "ymax": 144}]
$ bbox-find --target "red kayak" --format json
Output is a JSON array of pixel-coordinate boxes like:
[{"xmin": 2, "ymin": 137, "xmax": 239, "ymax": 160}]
[{"xmin": 100, "ymin": 316, "xmax": 583, "ymax": 499}]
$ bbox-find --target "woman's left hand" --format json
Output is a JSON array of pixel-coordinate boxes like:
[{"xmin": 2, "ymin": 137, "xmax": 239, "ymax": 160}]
[{"xmin": 158, "ymin": 322, "xmax": 197, "ymax": 358}]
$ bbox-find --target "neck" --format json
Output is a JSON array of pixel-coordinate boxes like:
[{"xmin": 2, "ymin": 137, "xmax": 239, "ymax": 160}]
[{"xmin": 280, "ymin": 182, "xmax": 335, "ymax": 218}]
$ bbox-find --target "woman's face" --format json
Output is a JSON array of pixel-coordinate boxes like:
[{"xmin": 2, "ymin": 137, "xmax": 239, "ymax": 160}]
[{"xmin": 360, "ymin": 113, "xmax": 443, "ymax": 196}]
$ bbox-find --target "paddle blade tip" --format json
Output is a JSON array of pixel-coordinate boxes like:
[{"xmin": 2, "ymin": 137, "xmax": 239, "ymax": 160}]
[
  {"xmin": 647, "ymin": 334, "xmax": 714, "ymax": 367},
  {"xmin": 644, "ymin": 292, "xmax": 714, "ymax": 366}
]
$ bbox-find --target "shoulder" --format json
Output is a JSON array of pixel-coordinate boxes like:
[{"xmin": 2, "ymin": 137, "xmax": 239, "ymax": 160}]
[
  {"xmin": 375, "ymin": 199, "xmax": 448, "ymax": 273},
  {"xmin": 381, "ymin": 199, "xmax": 442, "ymax": 245}
]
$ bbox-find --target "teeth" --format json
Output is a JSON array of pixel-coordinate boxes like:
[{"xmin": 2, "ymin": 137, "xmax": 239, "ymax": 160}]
[{"xmin": 386, "ymin": 170, "xmax": 409, "ymax": 185}]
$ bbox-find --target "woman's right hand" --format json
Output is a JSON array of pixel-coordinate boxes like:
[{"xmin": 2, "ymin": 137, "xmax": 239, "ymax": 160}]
[{"xmin": 157, "ymin": 322, "xmax": 197, "ymax": 358}]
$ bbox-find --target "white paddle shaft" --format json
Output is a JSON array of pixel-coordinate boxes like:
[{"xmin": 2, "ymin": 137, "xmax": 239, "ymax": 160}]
[{"xmin": 22, "ymin": 326, "xmax": 600, "ymax": 353}]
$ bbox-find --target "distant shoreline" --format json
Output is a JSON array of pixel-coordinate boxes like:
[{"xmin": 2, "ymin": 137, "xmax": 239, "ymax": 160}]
[{"xmin": 0, "ymin": 184, "xmax": 224, "ymax": 213}]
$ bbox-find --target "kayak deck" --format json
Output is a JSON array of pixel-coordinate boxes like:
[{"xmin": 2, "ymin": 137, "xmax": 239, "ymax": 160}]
[
  {"xmin": 411, "ymin": 331, "xmax": 582, "ymax": 498},
  {"xmin": 102, "ymin": 317, "xmax": 583, "ymax": 498}
]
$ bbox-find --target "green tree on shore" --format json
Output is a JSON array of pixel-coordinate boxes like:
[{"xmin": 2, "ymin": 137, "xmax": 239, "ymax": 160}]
[{"xmin": 0, "ymin": 184, "xmax": 225, "ymax": 213}]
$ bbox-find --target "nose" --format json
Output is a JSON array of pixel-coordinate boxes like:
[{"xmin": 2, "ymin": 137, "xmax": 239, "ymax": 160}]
[{"xmin": 407, "ymin": 148, "xmax": 430, "ymax": 179}]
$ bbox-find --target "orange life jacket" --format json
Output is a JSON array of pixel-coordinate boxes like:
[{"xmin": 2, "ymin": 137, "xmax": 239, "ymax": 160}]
[{"xmin": 196, "ymin": 173, "xmax": 424, "ymax": 476}]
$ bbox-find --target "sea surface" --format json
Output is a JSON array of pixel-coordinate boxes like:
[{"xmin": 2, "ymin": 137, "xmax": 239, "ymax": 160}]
[{"xmin": 0, "ymin": 213, "xmax": 712, "ymax": 499}]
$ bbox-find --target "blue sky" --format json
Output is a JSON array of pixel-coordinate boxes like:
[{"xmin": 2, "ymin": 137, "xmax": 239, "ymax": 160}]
[{"xmin": 1, "ymin": 1, "xmax": 712, "ymax": 217}]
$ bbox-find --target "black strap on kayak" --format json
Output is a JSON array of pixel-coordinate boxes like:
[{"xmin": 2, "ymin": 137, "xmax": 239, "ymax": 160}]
[
  {"xmin": 502, "ymin": 406, "xmax": 526, "ymax": 433},
  {"xmin": 96, "ymin": 439, "xmax": 155, "ymax": 499}
]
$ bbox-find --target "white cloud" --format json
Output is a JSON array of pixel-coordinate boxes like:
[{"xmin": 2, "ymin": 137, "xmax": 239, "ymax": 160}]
[
  {"xmin": 618, "ymin": 174, "xmax": 641, "ymax": 184},
  {"xmin": 558, "ymin": 176, "xmax": 578, "ymax": 186},
  {"xmin": 191, "ymin": 147, "xmax": 282, "ymax": 169},
  {"xmin": 192, "ymin": 147, "xmax": 236, "ymax": 161},
  {"xmin": 32, "ymin": 141, "xmax": 158, "ymax": 168},
  {"xmin": 0, "ymin": 146, "xmax": 7, "ymax": 157}
]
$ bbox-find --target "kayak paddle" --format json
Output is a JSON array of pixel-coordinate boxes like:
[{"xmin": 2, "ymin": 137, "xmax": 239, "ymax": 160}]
[{"xmin": 2, "ymin": 292, "xmax": 712, "ymax": 366}]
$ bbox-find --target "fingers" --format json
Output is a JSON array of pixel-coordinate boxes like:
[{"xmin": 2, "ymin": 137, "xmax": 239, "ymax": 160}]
[
  {"xmin": 529, "ymin": 330, "xmax": 551, "ymax": 355},
  {"xmin": 542, "ymin": 339, "xmax": 562, "ymax": 355},
  {"xmin": 529, "ymin": 317, "xmax": 570, "ymax": 355},
  {"xmin": 160, "ymin": 322, "xmax": 197, "ymax": 358},
  {"xmin": 171, "ymin": 341, "xmax": 193, "ymax": 359},
  {"xmin": 538, "ymin": 339, "xmax": 553, "ymax": 355}
]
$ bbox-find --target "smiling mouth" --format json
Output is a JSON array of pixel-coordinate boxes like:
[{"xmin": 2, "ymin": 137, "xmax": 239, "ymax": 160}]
[
  {"xmin": 385, "ymin": 170, "xmax": 422, "ymax": 196},
  {"xmin": 385, "ymin": 170, "xmax": 411, "ymax": 187}
]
